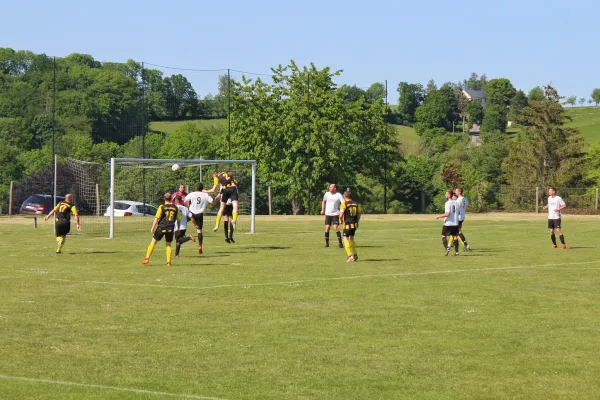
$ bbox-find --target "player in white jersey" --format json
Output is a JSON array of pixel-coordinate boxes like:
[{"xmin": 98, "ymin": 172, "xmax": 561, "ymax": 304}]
[
  {"xmin": 184, "ymin": 183, "xmax": 214, "ymax": 254},
  {"xmin": 321, "ymin": 183, "xmax": 345, "ymax": 248},
  {"xmin": 543, "ymin": 186, "xmax": 567, "ymax": 249},
  {"xmin": 455, "ymin": 187, "xmax": 470, "ymax": 251},
  {"xmin": 436, "ymin": 190, "xmax": 460, "ymax": 256},
  {"xmin": 173, "ymin": 196, "xmax": 196, "ymax": 258}
]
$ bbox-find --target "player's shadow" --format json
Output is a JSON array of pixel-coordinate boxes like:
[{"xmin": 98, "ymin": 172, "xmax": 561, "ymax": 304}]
[
  {"xmin": 69, "ymin": 251, "xmax": 117, "ymax": 254},
  {"xmin": 565, "ymin": 246, "xmax": 596, "ymax": 250},
  {"xmin": 363, "ymin": 258, "xmax": 402, "ymax": 262},
  {"xmin": 359, "ymin": 245, "xmax": 383, "ymax": 248},
  {"xmin": 246, "ymin": 246, "xmax": 290, "ymax": 250}
]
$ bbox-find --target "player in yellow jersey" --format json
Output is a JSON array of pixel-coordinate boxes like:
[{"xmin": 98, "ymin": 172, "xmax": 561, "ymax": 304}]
[
  {"xmin": 339, "ymin": 189, "xmax": 361, "ymax": 262},
  {"xmin": 206, "ymin": 171, "xmax": 239, "ymax": 231},
  {"xmin": 44, "ymin": 194, "xmax": 81, "ymax": 254},
  {"xmin": 142, "ymin": 192, "xmax": 181, "ymax": 267}
]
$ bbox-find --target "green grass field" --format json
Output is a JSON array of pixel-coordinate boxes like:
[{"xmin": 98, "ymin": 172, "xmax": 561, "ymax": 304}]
[
  {"xmin": 150, "ymin": 119, "xmax": 227, "ymax": 134},
  {"xmin": 2, "ymin": 214, "xmax": 600, "ymax": 399},
  {"xmin": 565, "ymin": 106, "xmax": 600, "ymax": 146}
]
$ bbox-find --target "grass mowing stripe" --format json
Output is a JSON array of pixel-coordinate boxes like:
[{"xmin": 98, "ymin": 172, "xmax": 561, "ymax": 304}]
[
  {"xmin": 0, "ymin": 375, "xmax": 226, "ymax": 400},
  {"xmin": 41, "ymin": 259, "xmax": 600, "ymax": 291}
]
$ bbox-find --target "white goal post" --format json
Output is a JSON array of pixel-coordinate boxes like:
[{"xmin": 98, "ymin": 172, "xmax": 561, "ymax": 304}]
[{"xmin": 109, "ymin": 158, "xmax": 257, "ymax": 238}]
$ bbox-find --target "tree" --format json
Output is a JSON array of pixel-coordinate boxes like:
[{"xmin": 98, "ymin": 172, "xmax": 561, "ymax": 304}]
[
  {"xmin": 591, "ymin": 88, "xmax": 600, "ymax": 106},
  {"xmin": 414, "ymin": 86, "xmax": 457, "ymax": 134},
  {"xmin": 579, "ymin": 97, "xmax": 586, "ymax": 106},
  {"xmin": 396, "ymin": 82, "xmax": 424, "ymax": 125},
  {"xmin": 484, "ymin": 78, "xmax": 516, "ymax": 107},
  {"xmin": 481, "ymin": 104, "xmax": 508, "ymax": 133},
  {"xmin": 564, "ymin": 96, "xmax": 576, "ymax": 108},
  {"xmin": 509, "ymin": 90, "xmax": 528, "ymax": 120},
  {"xmin": 463, "ymin": 72, "xmax": 487, "ymax": 90},
  {"xmin": 589, "ymin": 99, "xmax": 593, "ymax": 105},
  {"xmin": 503, "ymin": 85, "xmax": 585, "ymax": 189},
  {"xmin": 339, "ymin": 85, "xmax": 366, "ymax": 104},
  {"xmin": 426, "ymin": 79, "xmax": 437, "ymax": 96},
  {"xmin": 467, "ymin": 100, "xmax": 484, "ymax": 126},
  {"xmin": 528, "ymin": 86, "xmax": 545, "ymax": 101},
  {"xmin": 162, "ymin": 74, "xmax": 198, "ymax": 119}
]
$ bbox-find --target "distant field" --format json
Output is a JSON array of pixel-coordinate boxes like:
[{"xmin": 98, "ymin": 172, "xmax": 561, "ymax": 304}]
[
  {"xmin": 565, "ymin": 106, "xmax": 600, "ymax": 146},
  {"xmin": 394, "ymin": 124, "xmax": 419, "ymax": 154},
  {"xmin": 150, "ymin": 119, "xmax": 226, "ymax": 134}
]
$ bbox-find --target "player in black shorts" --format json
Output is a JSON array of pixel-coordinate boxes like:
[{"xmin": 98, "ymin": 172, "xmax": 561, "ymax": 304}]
[
  {"xmin": 218, "ymin": 196, "xmax": 235, "ymax": 243},
  {"xmin": 44, "ymin": 193, "xmax": 81, "ymax": 254},
  {"xmin": 142, "ymin": 192, "xmax": 181, "ymax": 267},
  {"xmin": 339, "ymin": 189, "xmax": 361, "ymax": 262},
  {"xmin": 207, "ymin": 171, "xmax": 239, "ymax": 231}
]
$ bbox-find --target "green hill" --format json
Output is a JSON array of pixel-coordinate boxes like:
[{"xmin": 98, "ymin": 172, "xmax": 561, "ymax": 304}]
[
  {"xmin": 150, "ymin": 119, "xmax": 226, "ymax": 134},
  {"xmin": 565, "ymin": 106, "xmax": 600, "ymax": 146}
]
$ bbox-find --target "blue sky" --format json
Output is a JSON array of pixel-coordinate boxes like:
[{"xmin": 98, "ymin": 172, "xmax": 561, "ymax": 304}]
[{"xmin": 3, "ymin": 0, "xmax": 598, "ymax": 102}]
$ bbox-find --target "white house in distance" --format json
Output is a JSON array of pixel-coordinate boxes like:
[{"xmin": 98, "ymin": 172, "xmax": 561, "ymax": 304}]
[{"xmin": 462, "ymin": 89, "xmax": 486, "ymax": 107}]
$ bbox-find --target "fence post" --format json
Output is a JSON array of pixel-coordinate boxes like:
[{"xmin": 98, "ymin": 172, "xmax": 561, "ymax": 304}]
[
  {"xmin": 268, "ymin": 186, "xmax": 272, "ymax": 216},
  {"xmin": 535, "ymin": 187, "xmax": 540, "ymax": 213},
  {"xmin": 478, "ymin": 193, "xmax": 483, "ymax": 211},
  {"xmin": 9, "ymin": 181, "xmax": 14, "ymax": 216},
  {"xmin": 596, "ymin": 188, "xmax": 599, "ymax": 210},
  {"xmin": 95, "ymin": 183, "xmax": 100, "ymax": 216}
]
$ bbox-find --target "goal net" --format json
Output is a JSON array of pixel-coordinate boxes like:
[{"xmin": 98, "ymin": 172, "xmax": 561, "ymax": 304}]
[{"xmin": 57, "ymin": 157, "xmax": 256, "ymax": 237}]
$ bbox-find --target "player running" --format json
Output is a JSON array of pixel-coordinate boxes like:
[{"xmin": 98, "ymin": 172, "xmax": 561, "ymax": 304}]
[
  {"xmin": 436, "ymin": 190, "xmax": 460, "ymax": 256},
  {"xmin": 44, "ymin": 193, "xmax": 81, "ymax": 254},
  {"xmin": 184, "ymin": 183, "xmax": 214, "ymax": 254},
  {"xmin": 142, "ymin": 192, "xmax": 181, "ymax": 267},
  {"xmin": 543, "ymin": 186, "xmax": 567, "ymax": 249},
  {"xmin": 173, "ymin": 196, "xmax": 196, "ymax": 258},
  {"xmin": 455, "ymin": 187, "xmax": 470, "ymax": 251},
  {"xmin": 321, "ymin": 184, "xmax": 345, "ymax": 248},
  {"xmin": 207, "ymin": 171, "xmax": 239, "ymax": 231},
  {"xmin": 339, "ymin": 189, "xmax": 361, "ymax": 262}
]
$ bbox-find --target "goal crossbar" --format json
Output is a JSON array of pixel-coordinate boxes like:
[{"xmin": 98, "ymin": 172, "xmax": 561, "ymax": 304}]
[{"xmin": 109, "ymin": 158, "xmax": 257, "ymax": 238}]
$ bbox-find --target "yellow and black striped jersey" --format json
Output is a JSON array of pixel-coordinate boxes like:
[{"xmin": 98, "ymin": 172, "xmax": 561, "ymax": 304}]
[
  {"xmin": 340, "ymin": 200, "xmax": 361, "ymax": 224},
  {"xmin": 155, "ymin": 202, "xmax": 181, "ymax": 231},
  {"xmin": 53, "ymin": 201, "xmax": 78, "ymax": 223},
  {"xmin": 213, "ymin": 172, "xmax": 236, "ymax": 188}
]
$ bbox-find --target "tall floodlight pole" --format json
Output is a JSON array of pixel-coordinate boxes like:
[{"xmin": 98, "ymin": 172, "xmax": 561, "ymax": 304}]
[
  {"xmin": 228, "ymin": 68, "xmax": 231, "ymax": 159},
  {"xmin": 384, "ymin": 79, "xmax": 388, "ymax": 214},
  {"xmin": 307, "ymin": 71, "xmax": 311, "ymax": 215}
]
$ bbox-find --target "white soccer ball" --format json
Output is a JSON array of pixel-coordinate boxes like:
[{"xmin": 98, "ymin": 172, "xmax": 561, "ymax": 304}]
[{"xmin": 171, "ymin": 163, "xmax": 180, "ymax": 171}]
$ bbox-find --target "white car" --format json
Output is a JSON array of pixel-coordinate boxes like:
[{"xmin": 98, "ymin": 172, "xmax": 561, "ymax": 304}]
[{"xmin": 104, "ymin": 201, "xmax": 158, "ymax": 217}]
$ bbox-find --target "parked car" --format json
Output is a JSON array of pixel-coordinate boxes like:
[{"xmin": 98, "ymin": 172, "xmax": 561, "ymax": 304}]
[
  {"xmin": 19, "ymin": 194, "xmax": 90, "ymax": 215},
  {"xmin": 104, "ymin": 201, "xmax": 158, "ymax": 217},
  {"xmin": 19, "ymin": 194, "xmax": 66, "ymax": 215}
]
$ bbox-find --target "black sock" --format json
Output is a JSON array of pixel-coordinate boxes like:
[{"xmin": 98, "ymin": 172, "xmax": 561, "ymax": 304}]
[
  {"xmin": 198, "ymin": 232, "xmax": 203, "ymax": 245},
  {"xmin": 459, "ymin": 233, "xmax": 467, "ymax": 245},
  {"xmin": 325, "ymin": 232, "xmax": 330, "ymax": 245},
  {"xmin": 175, "ymin": 244, "xmax": 181, "ymax": 256},
  {"xmin": 454, "ymin": 237, "xmax": 459, "ymax": 252},
  {"xmin": 442, "ymin": 237, "xmax": 448, "ymax": 249},
  {"xmin": 336, "ymin": 231, "xmax": 342, "ymax": 244},
  {"xmin": 559, "ymin": 234, "xmax": 565, "ymax": 244},
  {"xmin": 229, "ymin": 223, "xmax": 234, "ymax": 239},
  {"xmin": 551, "ymin": 234, "xmax": 556, "ymax": 245},
  {"xmin": 224, "ymin": 221, "xmax": 229, "ymax": 238},
  {"xmin": 179, "ymin": 236, "xmax": 190, "ymax": 244}
]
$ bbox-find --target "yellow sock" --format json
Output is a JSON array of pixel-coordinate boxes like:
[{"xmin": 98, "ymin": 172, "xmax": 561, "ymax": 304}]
[
  {"xmin": 350, "ymin": 238, "xmax": 357, "ymax": 255},
  {"xmin": 57, "ymin": 237, "xmax": 65, "ymax": 252},
  {"xmin": 215, "ymin": 213, "xmax": 222, "ymax": 228},
  {"xmin": 232, "ymin": 211, "xmax": 238, "ymax": 222},
  {"xmin": 145, "ymin": 241, "xmax": 156, "ymax": 259},
  {"xmin": 448, "ymin": 236, "xmax": 454, "ymax": 246},
  {"xmin": 343, "ymin": 239, "xmax": 352, "ymax": 257},
  {"xmin": 166, "ymin": 246, "xmax": 172, "ymax": 263}
]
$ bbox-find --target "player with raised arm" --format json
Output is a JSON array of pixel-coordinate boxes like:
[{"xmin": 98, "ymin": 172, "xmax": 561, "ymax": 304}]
[
  {"xmin": 543, "ymin": 186, "xmax": 567, "ymax": 249},
  {"xmin": 339, "ymin": 189, "xmax": 361, "ymax": 262},
  {"xmin": 321, "ymin": 184, "xmax": 345, "ymax": 248},
  {"xmin": 44, "ymin": 193, "xmax": 81, "ymax": 254},
  {"xmin": 206, "ymin": 171, "xmax": 238, "ymax": 231},
  {"xmin": 436, "ymin": 190, "xmax": 460, "ymax": 256},
  {"xmin": 173, "ymin": 196, "xmax": 196, "ymax": 258},
  {"xmin": 142, "ymin": 192, "xmax": 181, "ymax": 267},
  {"xmin": 455, "ymin": 187, "xmax": 470, "ymax": 251},
  {"xmin": 184, "ymin": 183, "xmax": 214, "ymax": 254}
]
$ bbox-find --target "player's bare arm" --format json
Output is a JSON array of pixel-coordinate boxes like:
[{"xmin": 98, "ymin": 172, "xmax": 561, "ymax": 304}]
[
  {"xmin": 44, "ymin": 209, "xmax": 55, "ymax": 221},
  {"xmin": 436, "ymin": 212, "xmax": 449, "ymax": 220},
  {"xmin": 75, "ymin": 215, "xmax": 81, "ymax": 231},
  {"xmin": 150, "ymin": 218, "xmax": 158, "ymax": 233},
  {"xmin": 321, "ymin": 200, "xmax": 326, "ymax": 214}
]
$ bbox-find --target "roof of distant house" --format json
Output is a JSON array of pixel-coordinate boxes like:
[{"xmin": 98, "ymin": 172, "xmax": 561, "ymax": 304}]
[{"xmin": 463, "ymin": 89, "xmax": 486, "ymax": 99}]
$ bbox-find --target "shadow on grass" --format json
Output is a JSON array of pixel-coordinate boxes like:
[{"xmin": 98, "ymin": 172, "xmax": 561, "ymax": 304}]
[
  {"xmin": 68, "ymin": 251, "xmax": 117, "ymax": 254},
  {"xmin": 363, "ymin": 258, "xmax": 403, "ymax": 262},
  {"xmin": 564, "ymin": 246, "xmax": 596, "ymax": 250},
  {"xmin": 359, "ymin": 245, "xmax": 383, "ymax": 248},
  {"xmin": 245, "ymin": 246, "xmax": 290, "ymax": 250}
]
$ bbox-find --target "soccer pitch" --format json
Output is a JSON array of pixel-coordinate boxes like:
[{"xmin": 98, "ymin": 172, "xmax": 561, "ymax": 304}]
[{"xmin": 1, "ymin": 214, "xmax": 600, "ymax": 399}]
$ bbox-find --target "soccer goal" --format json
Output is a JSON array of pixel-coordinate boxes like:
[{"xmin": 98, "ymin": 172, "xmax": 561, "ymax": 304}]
[{"xmin": 56, "ymin": 156, "xmax": 256, "ymax": 237}]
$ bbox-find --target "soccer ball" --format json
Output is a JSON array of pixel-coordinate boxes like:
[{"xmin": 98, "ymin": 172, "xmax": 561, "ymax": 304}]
[{"xmin": 171, "ymin": 164, "xmax": 180, "ymax": 171}]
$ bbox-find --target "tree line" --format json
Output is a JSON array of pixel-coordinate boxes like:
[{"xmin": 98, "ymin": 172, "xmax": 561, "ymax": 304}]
[{"xmin": 1, "ymin": 48, "xmax": 599, "ymax": 214}]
